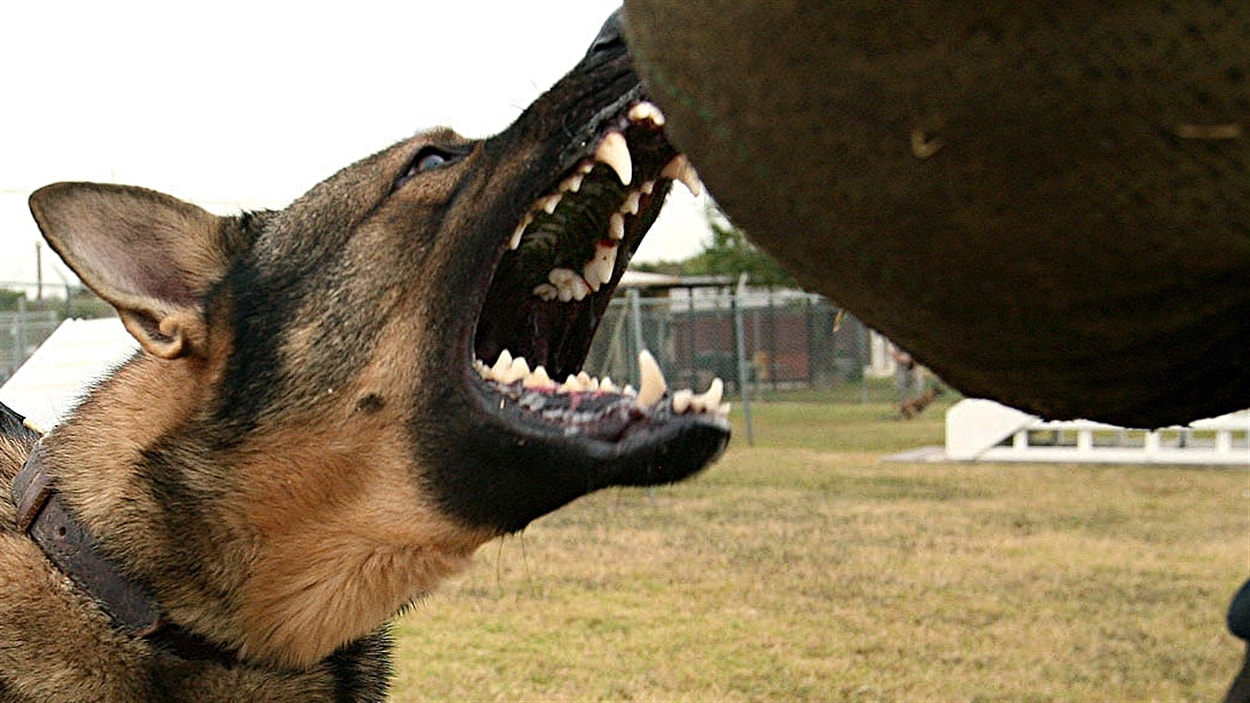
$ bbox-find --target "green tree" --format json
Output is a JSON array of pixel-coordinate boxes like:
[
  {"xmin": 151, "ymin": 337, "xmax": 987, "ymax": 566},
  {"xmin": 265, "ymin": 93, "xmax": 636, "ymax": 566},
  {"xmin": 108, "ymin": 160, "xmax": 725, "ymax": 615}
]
[
  {"xmin": 684, "ymin": 205, "xmax": 798, "ymax": 287},
  {"xmin": 0, "ymin": 289, "xmax": 26, "ymax": 311}
]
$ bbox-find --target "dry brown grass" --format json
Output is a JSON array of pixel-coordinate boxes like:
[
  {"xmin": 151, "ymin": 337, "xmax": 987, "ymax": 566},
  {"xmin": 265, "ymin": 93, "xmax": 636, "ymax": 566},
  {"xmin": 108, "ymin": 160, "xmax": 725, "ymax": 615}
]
[{"xmin": 388, "ymin": 401, "xmax": 1250, "ymax": 701}]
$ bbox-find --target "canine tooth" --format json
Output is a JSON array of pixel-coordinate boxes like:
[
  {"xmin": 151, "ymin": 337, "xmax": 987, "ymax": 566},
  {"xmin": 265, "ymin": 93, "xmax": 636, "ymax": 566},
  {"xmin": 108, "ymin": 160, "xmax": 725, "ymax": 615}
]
[
  {"xmin": 560, "ymin": 173, "xmax": 584, "ymax": 193},
  {"xmin": 702, "ymin": 378, "xmax": 724, "ymax": 410},
  {"xmin": 620, "ymin": 190, "xmax": 641, "ymax": 215},
  {"xmin": 491, "ymin": 350, "xmax": 514, "ymax": 378},
  {"xmin": 595, "ymin": 131, "xmax": 632, "ymax": 186},
  {"xmin": 524, "ymin": 365, "xmax": 554, "ymax": 389},
  {"xmin": 628, "ymin": 101, "xmax": 667, "ymax": 126},
  {"xmin": 532, "ymin": 283, "xmax": 558, "ymax": 301},
  {"xmin": 661, "ymin": 154, "xmax": 703, "ymax": 196},
  {"xmin": 609, "ymin": 212, "xmax": 626, "ymax": 240},
  {"xmin": 636, "ymin": 349, "xmax": 667, "ymax": 407},
  {"xmin": 640, "ymin": 180, "xmax": 655, "ymax": 195},
  {"xmin": 672, "ymin": 389, "xmax": 694, "ymax": 414},
  {"xmin": 509, "ymin": 214, "xmax": 532, "ymax": 251}
]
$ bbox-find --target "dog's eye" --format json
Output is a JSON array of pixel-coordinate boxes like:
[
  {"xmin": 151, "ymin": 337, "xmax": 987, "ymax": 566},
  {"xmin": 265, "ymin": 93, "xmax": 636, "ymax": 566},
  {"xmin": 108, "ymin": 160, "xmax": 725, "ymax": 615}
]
[
  {"xmin": 416, "ymin": 150, "xmax": 450, "ymax": 171},
  {"xmin": 396, "ymin": 147, "xmax": 463, "ymax": 188}
]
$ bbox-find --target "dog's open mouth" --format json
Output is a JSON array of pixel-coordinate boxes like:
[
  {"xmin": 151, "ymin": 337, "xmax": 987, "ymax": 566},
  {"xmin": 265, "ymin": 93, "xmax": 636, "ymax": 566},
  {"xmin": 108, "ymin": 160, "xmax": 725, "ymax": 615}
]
[{"xmin": 470, "ymin": 98, "xmax": 729, "ymax": 447}]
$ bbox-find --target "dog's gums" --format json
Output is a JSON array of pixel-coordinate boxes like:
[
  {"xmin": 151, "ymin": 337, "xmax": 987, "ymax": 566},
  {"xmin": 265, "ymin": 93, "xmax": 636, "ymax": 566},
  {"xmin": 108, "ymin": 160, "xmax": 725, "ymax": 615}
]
[{"xmin": 470, "ymin": 96, "xmax": 729, "ymax": 447}]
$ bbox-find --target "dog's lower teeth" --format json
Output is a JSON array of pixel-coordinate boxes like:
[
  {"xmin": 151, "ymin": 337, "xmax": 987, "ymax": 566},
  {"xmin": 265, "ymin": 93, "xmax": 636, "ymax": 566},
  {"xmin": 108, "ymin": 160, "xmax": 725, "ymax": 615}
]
[
  {"xmin": 523, "ymin": 365, "xmax": 554, "ymax": 390},
  {"xmin": 476, "ymin": 349, "xmax": 728, "ymax": 420},
  {"xmin": 671, "ymin": 389, "xmax": 694, "ymax": 414}
]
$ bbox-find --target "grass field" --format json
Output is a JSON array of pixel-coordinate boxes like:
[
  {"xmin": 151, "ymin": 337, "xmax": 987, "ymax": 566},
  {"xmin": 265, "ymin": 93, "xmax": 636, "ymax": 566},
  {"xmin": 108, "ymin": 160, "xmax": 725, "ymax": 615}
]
[{"xmin": 388, "ymin": 400, "xmax": 1249, "ymax": 701}]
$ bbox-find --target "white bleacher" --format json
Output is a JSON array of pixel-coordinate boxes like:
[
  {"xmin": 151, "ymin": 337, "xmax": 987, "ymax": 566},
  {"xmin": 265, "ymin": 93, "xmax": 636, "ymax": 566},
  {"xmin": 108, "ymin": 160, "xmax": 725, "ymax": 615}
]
[
  {"xmin": 946, "ymin": 398, "xmax": 1249, "ymax": 466},
  {"xmin": 0, "ymin": 317, "xmax": 136, "ymax": 431}
]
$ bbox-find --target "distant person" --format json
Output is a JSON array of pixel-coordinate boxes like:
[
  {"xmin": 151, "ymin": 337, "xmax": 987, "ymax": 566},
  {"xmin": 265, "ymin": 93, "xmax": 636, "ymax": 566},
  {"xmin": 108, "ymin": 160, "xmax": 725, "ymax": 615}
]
[
  {"xmin": 892, "ymin": 346, "xmax": 924, "ymax": 404},
  {"xmin": 892, "ymin": 346, "xmax": 939, "ymax": 419}
]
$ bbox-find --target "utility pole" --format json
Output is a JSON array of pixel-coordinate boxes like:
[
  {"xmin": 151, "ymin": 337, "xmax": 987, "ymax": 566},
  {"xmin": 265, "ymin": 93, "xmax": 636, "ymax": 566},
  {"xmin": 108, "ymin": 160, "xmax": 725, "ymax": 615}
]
[{"xmin": 34, "ymin": 242, "xmax": 43, "ymax": 301}]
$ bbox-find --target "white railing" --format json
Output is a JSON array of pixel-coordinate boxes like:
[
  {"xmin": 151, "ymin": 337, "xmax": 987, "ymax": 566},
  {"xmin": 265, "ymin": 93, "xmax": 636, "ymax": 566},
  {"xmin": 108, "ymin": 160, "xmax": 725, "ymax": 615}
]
[{"xmin": 946, "ymin": 399, "xmax": 1250, "ymax": 466}]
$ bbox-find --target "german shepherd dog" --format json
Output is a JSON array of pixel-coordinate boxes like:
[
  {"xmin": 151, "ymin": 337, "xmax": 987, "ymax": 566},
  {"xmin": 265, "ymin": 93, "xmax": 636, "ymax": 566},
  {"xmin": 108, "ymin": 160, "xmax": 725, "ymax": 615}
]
[{"xmin": 0, "ymin": 11, "xmax": 729, "ymax": 701}]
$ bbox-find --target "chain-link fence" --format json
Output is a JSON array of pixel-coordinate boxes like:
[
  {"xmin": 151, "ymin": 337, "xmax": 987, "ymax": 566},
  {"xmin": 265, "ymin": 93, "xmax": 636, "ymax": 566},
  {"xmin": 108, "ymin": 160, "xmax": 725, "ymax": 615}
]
[
  {"xmin": 1, "ymin": 281, "xmax": 917, "ymax": 407},
  {"xmin": 584, "ymin": 287, "xmax": 907, "ymax": 405},
  {"xmin": 1, "ymin": 306, "xmax": 60, "ymax": 384}
]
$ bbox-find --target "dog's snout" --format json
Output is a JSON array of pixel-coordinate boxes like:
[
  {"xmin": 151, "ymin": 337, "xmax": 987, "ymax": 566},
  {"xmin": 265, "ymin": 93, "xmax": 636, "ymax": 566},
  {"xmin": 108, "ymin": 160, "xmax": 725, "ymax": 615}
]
[{"xmin": 586, "ymin": 9, "xmax": 626, "ymax": 58}]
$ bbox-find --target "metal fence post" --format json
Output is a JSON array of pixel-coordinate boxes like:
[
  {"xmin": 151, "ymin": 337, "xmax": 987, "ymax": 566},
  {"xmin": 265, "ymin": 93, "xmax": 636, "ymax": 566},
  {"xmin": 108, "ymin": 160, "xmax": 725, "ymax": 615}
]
[
  {"xmin": 733, "ymin": 273, "xmax": 754, "ymax": 446},
  {"xmin": 627, "ymin": 288, "xmax": 644, "ymax": 384},
  {"xmin": 14, "ymin": 296, "xmax": 26, "ymax": 376}
]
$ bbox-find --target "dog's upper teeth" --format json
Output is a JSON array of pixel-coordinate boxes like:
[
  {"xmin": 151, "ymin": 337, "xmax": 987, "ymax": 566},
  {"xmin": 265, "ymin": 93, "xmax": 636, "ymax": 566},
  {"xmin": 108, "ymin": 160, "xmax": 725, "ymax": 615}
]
[
  {"xmin": 628, "ymin": 101, "xmax": 667, "ymax": 127},
  {"xmin": 608, "ymin": 212, "xmax": 626, "ymax": 241},
  {"xmin": 640, "ymin": 180, "xmax": 655, "ymax": 195},
  {"xmin": 532, "ymin": 282, "xmax": 558, "ymax": 301},
  {"xmin": 595, "ymin": 131, "xmax": 633, "ymax": 186},
  {"xmin": 620, "ymin": 191, "xmax": 641, "ymax": 216},
  {"xmin": 582, "ymin": 241, "xmax": 618, "ymax": 292},
  {"xmin": 547, "ymin": 267, "xmax": 591, "ymax": 302},
  {"xmin": 560, "ymin": 173, "xmax": 585, "ymax": 194},
  {"xmin": 661, "ymin": 154, "xmax": 702, "ymax": 196},
  {"xmin": 509, "ymin": 213, "xmax": 532, "ymax": 251},
  {"xmin": 539, "ymin": 194, "xmax": 562, "ymax": 215}
]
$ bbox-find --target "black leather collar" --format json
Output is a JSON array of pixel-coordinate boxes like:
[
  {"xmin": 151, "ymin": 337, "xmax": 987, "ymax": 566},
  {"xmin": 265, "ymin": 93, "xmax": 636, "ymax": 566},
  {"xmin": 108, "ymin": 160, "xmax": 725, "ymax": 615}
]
[{"xmin": 11, "ymin": 435, "xmax": 238, "ymax": 666}]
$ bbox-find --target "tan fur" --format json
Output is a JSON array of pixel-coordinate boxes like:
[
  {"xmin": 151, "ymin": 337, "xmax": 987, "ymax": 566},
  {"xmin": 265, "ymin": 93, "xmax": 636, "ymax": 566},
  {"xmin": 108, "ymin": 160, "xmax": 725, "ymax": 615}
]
[
  {"xmin": 230, "ymin": 425, "xmax": 491, "ymax": 667},
  {"xmin": 0, "ymin": 17, "xmax": 722, "ymax": 696}
]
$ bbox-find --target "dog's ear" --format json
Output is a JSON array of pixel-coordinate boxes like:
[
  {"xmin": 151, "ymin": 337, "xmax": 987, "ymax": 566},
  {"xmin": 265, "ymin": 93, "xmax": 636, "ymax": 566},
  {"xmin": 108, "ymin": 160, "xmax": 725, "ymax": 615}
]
[{"xmin": 29, "ymin": 182, "xmax": 242, "ymax": 360}]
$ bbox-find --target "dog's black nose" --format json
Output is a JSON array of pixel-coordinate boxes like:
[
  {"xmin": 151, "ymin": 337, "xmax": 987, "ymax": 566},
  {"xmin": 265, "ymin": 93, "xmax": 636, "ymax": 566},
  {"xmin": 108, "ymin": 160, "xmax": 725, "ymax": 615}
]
[{"xmin": 587, "ymin": 9, "xmax": 626, "ymax": 58}]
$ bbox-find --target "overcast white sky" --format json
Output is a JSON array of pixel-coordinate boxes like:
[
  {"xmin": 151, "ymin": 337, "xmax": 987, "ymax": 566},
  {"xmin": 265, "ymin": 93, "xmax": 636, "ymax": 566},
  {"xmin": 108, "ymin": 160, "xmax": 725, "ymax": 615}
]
[{"xmin": 0, "ymin": 1, "xmax": 710, "ymax": 287}]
